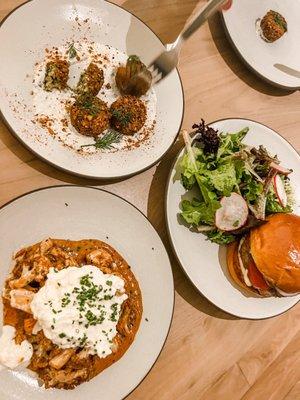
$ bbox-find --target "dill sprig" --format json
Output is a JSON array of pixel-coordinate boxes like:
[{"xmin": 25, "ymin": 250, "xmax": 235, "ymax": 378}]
[
  {"xmin": 68, "ymin": 43, "xmax": 77, "ymax": 59},
  {"xmin": 112, "ymin": 109, "xmax": 132, "ymax": 126},
  {"xmin": 81, "ymin": 130, "xmax": 122, "ymax": 150},
  {"xmin": 76, "ymin": 94, "xmax": 101, "ymax": 115}
]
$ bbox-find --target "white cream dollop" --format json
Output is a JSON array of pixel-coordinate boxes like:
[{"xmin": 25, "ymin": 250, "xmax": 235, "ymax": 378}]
[
  {"xmin": 31, "ymin": 265, "xmax": 127, "ymax": 358},
  {"xmin": 0, "ymin": 325, "xmax": 33, "ymax": 371}
]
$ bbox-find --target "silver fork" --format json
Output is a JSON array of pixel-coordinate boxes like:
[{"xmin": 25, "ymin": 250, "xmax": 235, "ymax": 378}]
[{"xmin": 149, "ymin": 0, "xmax": 227, "ymax": 84}]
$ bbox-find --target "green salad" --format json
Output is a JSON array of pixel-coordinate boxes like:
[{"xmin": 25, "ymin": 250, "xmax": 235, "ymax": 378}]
[{"xmin": 180, "ymin": 120, "xmax": 293, "ymax": 245}]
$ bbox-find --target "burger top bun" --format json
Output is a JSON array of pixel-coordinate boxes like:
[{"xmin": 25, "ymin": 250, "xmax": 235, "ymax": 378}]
[{"xmin": 250, "ymin": 213, "xmax": 300, "ymax": 294}]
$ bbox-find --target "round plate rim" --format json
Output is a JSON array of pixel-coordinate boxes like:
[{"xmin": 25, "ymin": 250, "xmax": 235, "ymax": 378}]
[
  {"xmin": 0, "ymin": 184, "xmax": 175, "ymax": 399},
  {"xmin": 165, "ymin": 117, "xmax": 300, "ymax": 320},
  {"xmin": 0, "ymin": 0, "xmax": 185, "ymax": 180},
  {"xmin": 220, "ymin": 11, "xmax": 300, "ymax": 91}
]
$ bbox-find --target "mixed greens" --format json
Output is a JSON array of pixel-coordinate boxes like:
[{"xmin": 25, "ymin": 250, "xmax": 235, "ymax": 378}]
[{"xmin": 180, "ymin": 120, "xmax": 294, "ymax": 245}]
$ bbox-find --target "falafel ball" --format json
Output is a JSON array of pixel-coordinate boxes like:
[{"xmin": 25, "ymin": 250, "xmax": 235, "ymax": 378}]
[
  {"xmin": 70, "ymin": 94, "xmax": 110, "ymax": 137},
  {"xmin": 260, "ymin": 10, "xmax": 287, "ymax": 42},
  {"xmin": 44, "ymin": 59, "xmax": 69, "ymax": 91},
  {"xmin": 115, "ymin": 55, "xmax": 152, "ymax": 97},
  {"xmin": 110, "ymin": 95, "xmax": 147, "ymax": 135},
  {"xmin": 76, "ymin": 63, "xmax": 104, "ymax": 96}
]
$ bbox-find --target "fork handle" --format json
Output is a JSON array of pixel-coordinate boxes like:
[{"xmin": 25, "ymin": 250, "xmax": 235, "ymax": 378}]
[{"xmin": 180, "ymin": 0, "xmax": 227, "ymax": 41}]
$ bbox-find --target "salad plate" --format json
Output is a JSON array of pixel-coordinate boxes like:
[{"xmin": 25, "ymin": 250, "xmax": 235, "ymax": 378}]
[
  {"xmin": 0, "ymin": 185, "xmax": 174, "ymax": 399},
  {"xmin": 166, "ymin": 118, "xmax": 300, "ymax": 319}
]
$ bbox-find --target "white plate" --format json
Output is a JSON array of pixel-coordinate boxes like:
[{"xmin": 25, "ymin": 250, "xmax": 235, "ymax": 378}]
[
  {"xmin": 0, "ymin": 0, "xmax": 184, "ymax": 179},
  {"xmin": 166, "ymin": 118, "xmax": 300, "ymax": 319},
  {"xmin": 222, "ymin": 0, "xmax": 300, "ymax": 90},
  {"xmin": 0, "ymin": 186, "xmax": 174, "ymax": 399}
]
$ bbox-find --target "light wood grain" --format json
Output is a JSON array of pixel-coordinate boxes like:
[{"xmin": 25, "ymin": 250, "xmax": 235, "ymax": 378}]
[{"xmin": 1, "ymin": 1, "xmax": 300, "ymax": 400}]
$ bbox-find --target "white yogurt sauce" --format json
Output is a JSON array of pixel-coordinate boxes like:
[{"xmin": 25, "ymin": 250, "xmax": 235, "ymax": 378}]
[
  {"xmin": 32, "ymin": 42, "xmax": 157, "ymax": 153},
  {"xmin": 30, "ymin": 265, "xmax": 128, "ymax": 358},
  {"xmin": 0, "ymin": 325, "xmax": 33, "ymax": 371}
]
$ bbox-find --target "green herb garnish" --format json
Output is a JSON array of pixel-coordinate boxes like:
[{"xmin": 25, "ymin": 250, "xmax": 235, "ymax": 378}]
[
  {"xmin": 68, "ymin": 43, "xmax": 77, "ymax": 59},
  {"xmin": 77, "ymin": 96, "xmax": 101, "ymax": 115},
  {"xmin": 273, "ymin": 13, "xmax": 287, "ymax": 31},
  {"xmin": 81, "ymin": 130, "xmax": 122, "ymax": 150},
  {"xmin": 128, "ymin": 54, "xmax": 140, "ymax": 63},
  {"xmin": 112, "ymin": 109, "xmax": 132, "ymax": 125}
]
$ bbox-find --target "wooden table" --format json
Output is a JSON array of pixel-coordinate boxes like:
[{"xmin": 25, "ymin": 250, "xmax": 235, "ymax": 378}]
[{"xmin": 1, "ymin": 1, "xmax": 300, "ymax": 399}]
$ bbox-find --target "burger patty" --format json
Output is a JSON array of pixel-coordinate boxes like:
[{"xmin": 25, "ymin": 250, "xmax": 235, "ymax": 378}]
[
  {"xmin": 238, "ymin": 235, "xmax": 274, "ymax": 296},
  {"xmin": 239, "ymin": 235, "xmax": 252, "ymax": 271}
]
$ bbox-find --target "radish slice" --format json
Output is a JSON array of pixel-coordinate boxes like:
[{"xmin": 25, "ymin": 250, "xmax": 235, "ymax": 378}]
[
  {"xmin": 273, "ymin": 175, "xmax": 287, "ymax": 207},
  {"xmin": 270, "ymin": 162, "xmax": 291, "ymax": 175},
  {"xmin": 215, "ymin": 193, "xmax": 248, "ymax": 231}
]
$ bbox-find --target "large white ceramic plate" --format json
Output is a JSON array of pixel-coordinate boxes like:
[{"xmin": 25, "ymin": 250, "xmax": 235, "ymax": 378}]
[
  {"xmin": 0, "ymin": 186, "xmax": 174, "ymax": 399},
  {"xmin": 166, "ymin": 118, "xmax": 300, "ymax": 319},
  {"xmin": 222, "ymin": 0, "xmax": 300, "ymax": 90},
  {"xmin": 0, "ymin": 0, "xmax": 184, "ymax": 179}
]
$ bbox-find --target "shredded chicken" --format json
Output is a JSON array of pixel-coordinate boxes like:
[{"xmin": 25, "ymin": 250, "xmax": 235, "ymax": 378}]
[
  {"xmin": 48, "ymin": 369, "xmax": 88, "ymax": 387},
  {"xmin": 76, "ymin": 349, "xmax": 90, "ymax": 360},
  {"xmin": 86, "ymin": 249, "xmax": 113, "ymax": 269},
  {"xmin": 9, "ymin": 265, "xmax": 35, "ymax": 289},
  {"xmin": 10, "ymin": 289, "xmax": 34, "ymax": 313},
  {"xmin": 48, "ymin": 246, "xmax": 77, "ymax": 266},
  {"xmin": 111, "ymin": 339, "xmax": 119, "ymax": 354},
  {"xmin": 49, "ymin": 349, "xmax": 75, "ymax": 370},
  {"xmin": 40, "ymin": 239, "xmax": 53, "ymax": 254}
]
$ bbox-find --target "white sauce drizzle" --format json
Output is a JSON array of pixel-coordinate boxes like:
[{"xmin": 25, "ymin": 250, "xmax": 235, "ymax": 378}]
[
  {"xmin": 0, "ymin": 325, "xmax": 33, "ymax": 371},
  {"xmin": 237, "ymin": 237, "xmax": 252, "ymax": 287}
]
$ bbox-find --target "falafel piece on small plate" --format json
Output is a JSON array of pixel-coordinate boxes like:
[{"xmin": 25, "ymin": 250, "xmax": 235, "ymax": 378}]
[
  {"xmin": 44, "ymin": 58, "xmax": 69, "ymax": 91},
  {"xmin": 260, "ymin": 10, "xmax": 287, "ymax": 42},
  {"xmin": 70, "ymin": 94, "xmax": 110, "ymax": 137},
  {"xmin": 76, "ymin": 62, "xmax": 104, "ymax": 96},
  {"xmin": 110, "ymin": 95, "xmax": 147, "ymax": 135}
]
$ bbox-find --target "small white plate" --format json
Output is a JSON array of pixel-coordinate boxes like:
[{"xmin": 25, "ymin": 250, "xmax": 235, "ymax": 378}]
[
  {"xmin": 0, "ymin": 186, "xmax": 174, "ymax": 400},
  {"xmin": 0, "ymin": 0, "xmax": 184, "ymax": 179},
  {"xmin": 166, "ymin": 118, "xmax": 300, "ymax": 319},
  {"xmin": 222, "ymin": 0, "xmax": 300, "ymax": 90}
]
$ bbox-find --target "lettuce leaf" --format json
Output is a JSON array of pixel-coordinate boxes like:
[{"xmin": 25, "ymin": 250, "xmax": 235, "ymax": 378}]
[
  {"xmin": 180, "ymin": 150, "xmax": 203, "ymax": 190},
  {"xmin": 205, "ymin": 230, "xmax": 236, "ymax": 245},
  {"xmin": 181, "ymin": 198, "xmax": 220, "ymax": 226},
  {"xmin": 217, "ymin": 128, "xmax": 249, "ymax": 160},
  {"xmin": 266, "ymin": 189, "xmax": 292, "ymax": 214},
  {"xmin": 205, "ymin": 162, "xmax": 237, "ymax": 196},
  {"xmin": 241, "ymin": 175, "xmax": 263, "ymax": 203}
]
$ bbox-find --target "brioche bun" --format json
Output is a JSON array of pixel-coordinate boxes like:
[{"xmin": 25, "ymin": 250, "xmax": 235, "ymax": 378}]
[{"xmin": 250, "ymin": 214, "xmax": 300, "ymax": 294}]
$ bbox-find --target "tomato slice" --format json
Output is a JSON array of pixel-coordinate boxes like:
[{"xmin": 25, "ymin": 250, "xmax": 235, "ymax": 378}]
[{"xmin": 247, "ymin": 259, "xmax": 269, "ymax": 291}]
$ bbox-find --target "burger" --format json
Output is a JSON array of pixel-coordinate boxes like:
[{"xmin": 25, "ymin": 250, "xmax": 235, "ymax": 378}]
[{"xmin": 227, "ymin": 213, "xmax": 300, "ymax": 297}]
